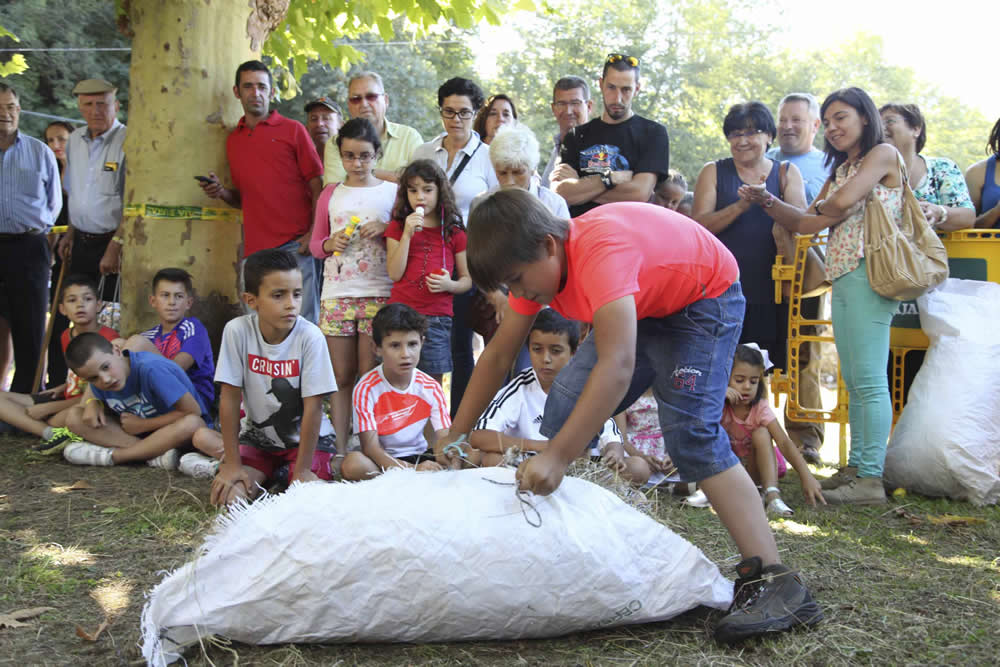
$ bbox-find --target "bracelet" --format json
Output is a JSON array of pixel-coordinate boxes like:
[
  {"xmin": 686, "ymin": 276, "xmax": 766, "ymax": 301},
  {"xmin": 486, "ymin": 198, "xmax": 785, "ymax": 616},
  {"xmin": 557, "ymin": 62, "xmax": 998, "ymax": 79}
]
[
  {"xmin": 85, "ymin": 397, "xmax": 102, "ymax": 406},
  {"xmin": 814, "ymin": 199, "xmax": 825, "ymax": 215},
  {"xmin": 111, "ymin": 236, "xmax": 125, "ymax": 245},
  {"xmin": 939, "ymin": 205, "xmax": 948, "ymax": 226}
]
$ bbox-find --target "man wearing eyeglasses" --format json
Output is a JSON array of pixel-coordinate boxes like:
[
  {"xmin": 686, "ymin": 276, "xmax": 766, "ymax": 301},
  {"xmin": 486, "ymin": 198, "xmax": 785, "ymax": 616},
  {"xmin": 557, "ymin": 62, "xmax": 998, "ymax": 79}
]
[
  {"xmin": 323, "ymin": 71, "xmax": 423, "ymax": 186},
  {"xmin": 198, "ymin": 60, "xmax": 325, "ymax": 323},
  {"xmin": 550, "ymin": 54, "xmax": 669, "ymax": 217},
  {"xmin": 540, "ymin": 76, "xmax": 593, "ymax": 189}
]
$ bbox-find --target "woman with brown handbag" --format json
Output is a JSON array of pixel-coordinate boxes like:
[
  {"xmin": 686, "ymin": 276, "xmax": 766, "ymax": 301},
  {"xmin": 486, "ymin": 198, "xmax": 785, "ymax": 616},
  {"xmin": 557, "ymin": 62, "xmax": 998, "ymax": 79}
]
[{"xmin": 739, "ymin": 87, "xmax": 903, "ymax": 506}]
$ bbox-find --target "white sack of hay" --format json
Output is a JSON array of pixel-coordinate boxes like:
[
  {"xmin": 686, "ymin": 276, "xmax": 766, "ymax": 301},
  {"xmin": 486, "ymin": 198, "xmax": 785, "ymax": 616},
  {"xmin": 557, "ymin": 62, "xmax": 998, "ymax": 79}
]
[
  {"xmin": 141, "ymin": 467, "xmax": 733, "ymax": 666},
  {"xmin": 885, "ymin": 278, "xmax": 1000, "ymax": 505}
]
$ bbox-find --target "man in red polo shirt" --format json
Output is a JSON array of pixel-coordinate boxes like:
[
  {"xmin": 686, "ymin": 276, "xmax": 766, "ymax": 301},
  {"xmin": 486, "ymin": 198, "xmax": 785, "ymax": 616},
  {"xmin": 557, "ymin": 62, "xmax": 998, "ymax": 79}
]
[{"xmin": 199, "ymin": 60, "xmax": 324, "ymax": 322}]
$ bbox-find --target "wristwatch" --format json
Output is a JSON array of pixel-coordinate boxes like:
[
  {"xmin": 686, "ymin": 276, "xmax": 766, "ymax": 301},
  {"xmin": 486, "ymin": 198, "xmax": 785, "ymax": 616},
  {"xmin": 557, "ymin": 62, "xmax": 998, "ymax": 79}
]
[{"xmin": 599, "ymin": 168, "xmax": 614, "ymax": 189}]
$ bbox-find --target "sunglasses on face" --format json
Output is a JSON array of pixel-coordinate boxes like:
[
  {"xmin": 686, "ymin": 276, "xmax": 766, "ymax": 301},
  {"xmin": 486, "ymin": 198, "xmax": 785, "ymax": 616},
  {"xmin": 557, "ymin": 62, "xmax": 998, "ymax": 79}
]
[
  {"xmin": 606, "ymin": 53, "xmax": 640, "ymax": 67},
  {"xmin": 348, "ymin": 92, "xmax": 383, "ymax": 104}
]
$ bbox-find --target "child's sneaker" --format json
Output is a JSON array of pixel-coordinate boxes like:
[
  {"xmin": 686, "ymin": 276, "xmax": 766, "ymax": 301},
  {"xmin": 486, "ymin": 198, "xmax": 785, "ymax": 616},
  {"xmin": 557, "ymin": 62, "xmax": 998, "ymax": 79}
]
[
  {"xmin": 683, "ymin": 488, "xmax": 711, "ymax": 508},
  {"xmin": 714, "ymin": 556, "xmax": 823, "ymax": 644},
  {"xmin": 147, "ymin": 449, "xmax": 180, "ymax": 471},
  {"xmin": 178, "ymin": 452, "xmax": 218, "ymax": 479},
  {"xmin": 34, "ymin": 427, "xmax": 83, "ymax": 455},
  {"xmin": 63, "ymin": 441, "xmax": 114, "ymax": 466},
  {"xmin": 765, "ymin": 496, "xmax": 795, "ymax": 517}
]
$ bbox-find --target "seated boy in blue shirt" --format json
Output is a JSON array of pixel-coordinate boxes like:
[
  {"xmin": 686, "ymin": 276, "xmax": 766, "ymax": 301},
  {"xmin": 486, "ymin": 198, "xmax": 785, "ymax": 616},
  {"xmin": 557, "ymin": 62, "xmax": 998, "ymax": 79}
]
[{"xmin": 61, "ymin": 332, "xmax": 210, "ymax": 469}]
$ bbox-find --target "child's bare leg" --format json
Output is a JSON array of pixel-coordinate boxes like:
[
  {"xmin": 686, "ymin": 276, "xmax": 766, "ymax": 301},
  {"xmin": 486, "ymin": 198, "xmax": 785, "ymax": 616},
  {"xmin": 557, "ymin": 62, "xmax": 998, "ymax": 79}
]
[
  {"xmin": 0, "ymin": 393, "xmax": 50, "ymax": 437},
  {"xmin": 47, "ymin": 408, "xmax": 70, "ymax": 428},
  {"xmin": 357, "ymin": 332, "xmax": 378, "ymax": 375},
  {"xmin": 341, "ymin": 451, "xmax": 381, "ymax": 481},
  {"xmin": 750, "ymin": 426, "xmax": 779, "ymax": 502},
  {"xmin": 109, "ymin": 414, "xmax": 203, "ymax": 464},
  {"xmin": 621, "ymin": 456, "xmax": 651, "ymax": 487},
  {"xmin": 65, "ymin": 407, "xmax": 139, "ymax": 449},
  {"xmin": 328, "ymin": 335, "xmax": 358, "ymax": 456},
  {"xmin": 700, "ymin": 464, "xmax": 780, "ymax": 565},
  {"xmin": 192, "ymin": 427, "xmax": 225, "ymax": 459}
]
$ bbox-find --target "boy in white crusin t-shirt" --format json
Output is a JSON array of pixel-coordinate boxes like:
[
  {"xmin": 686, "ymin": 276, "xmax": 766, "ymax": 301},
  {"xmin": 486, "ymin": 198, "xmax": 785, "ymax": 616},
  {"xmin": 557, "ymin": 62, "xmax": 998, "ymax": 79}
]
[{"xmin": 341, "ymin": 304, "xmax": 450, "ymax": 480}]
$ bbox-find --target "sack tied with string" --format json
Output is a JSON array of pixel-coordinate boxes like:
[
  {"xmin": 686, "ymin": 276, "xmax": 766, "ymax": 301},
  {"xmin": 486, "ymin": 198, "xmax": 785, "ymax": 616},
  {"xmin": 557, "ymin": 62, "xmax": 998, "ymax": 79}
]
[{"xmin": 141, "ymin": 467, "xmax": 733, "ymax": 666}]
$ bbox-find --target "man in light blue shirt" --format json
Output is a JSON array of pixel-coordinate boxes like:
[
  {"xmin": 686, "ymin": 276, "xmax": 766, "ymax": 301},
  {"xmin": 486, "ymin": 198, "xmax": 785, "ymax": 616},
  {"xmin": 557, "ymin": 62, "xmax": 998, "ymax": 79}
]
[
  {"xmin": 0, "ymin": 82, "xmax": 62, "ymax": 393},
  {"xmin": 765, "ymin": 92, "xmax": 828, "ymax": 463},
  {"xmin": 540, "ymin": 76, "xmax": 593, "ymax": 188}
]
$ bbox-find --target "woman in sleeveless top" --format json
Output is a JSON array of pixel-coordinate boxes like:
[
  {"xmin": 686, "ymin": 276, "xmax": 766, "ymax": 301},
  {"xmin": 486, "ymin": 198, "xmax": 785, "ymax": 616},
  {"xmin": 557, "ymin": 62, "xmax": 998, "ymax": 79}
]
[
  {"xmin": 964, "ymin": 116, "xmax": 1000, "ymax": 228},
  {"xmin": 740, "ymin": 87, "xmax": 904, "ymax": 506},
  {"xmin": 692, "ymin": 102, "xmax": 807, "ymax": 370}
]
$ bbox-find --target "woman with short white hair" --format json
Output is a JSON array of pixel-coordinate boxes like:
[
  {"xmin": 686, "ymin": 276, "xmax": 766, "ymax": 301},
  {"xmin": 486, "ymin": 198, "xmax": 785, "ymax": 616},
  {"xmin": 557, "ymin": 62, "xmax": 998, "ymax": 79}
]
[{"xmin": 471, "ymin": 123, "xmax": 569, "ymax": 219}]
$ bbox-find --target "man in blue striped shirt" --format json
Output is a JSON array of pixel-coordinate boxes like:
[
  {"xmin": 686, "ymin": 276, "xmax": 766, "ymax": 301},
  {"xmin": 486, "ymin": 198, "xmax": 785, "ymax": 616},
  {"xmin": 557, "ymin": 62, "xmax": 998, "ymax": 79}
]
[{"xmin": 0, "ymin": 82, "xmax": 62, "ymax": 393}]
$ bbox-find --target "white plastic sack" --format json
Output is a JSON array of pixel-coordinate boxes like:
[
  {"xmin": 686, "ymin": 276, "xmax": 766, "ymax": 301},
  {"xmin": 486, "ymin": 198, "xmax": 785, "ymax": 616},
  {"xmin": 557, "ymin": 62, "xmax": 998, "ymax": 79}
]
[
  {"xmin": 885, "ymin": 278, "xmax": 1000, "ymax": 505},
  {"xmin": 141, "ymin": 467, "xmax": 732, "ymax": 666}
]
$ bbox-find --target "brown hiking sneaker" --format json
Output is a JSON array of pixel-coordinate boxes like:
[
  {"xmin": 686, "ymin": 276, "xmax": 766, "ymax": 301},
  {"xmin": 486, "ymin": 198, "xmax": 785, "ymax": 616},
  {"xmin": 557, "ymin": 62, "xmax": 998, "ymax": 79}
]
[
  {"xmin": 823, "ymin": 476, "xmax": 887, "ymax": 505},
  {"xmin": 820, "ymin": 465, "xmax": 857, "ymax": 490}
]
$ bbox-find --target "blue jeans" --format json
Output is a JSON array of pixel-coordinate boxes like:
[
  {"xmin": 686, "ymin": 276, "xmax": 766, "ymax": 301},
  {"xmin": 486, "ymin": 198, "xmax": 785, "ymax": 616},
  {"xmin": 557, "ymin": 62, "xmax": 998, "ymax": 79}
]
[
  {"xmin": 540, "ymin": 283, "xmax": 745, "ymax": 482},
  {"xmin": 276, "ymin": 239, "xmax": 323, "ymax": 324},
  {"xmin": 419, "ymin": 315, "xmax": 453, "ymax": 376},
  {"xmin": 831, "ymin": 261, "xmax": 897, "ymax": 478}
]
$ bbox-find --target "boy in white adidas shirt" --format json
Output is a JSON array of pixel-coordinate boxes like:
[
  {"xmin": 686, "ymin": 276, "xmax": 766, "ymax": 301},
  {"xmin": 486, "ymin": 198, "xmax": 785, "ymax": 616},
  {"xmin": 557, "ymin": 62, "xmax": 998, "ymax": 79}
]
[
  {"xmin": 341, "ymin": 304, "xmax": 449, "ymax": 480},
  {"xmin": 469, "ymin": 309, "xmax": 650, "ymax": 485}
]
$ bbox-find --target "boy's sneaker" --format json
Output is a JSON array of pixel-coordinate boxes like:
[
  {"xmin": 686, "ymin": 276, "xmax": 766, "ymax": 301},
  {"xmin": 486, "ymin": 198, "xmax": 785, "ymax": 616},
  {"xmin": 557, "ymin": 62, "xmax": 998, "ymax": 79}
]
[
  {"xmin": 63, "ymin": 442, "xmax": 114, "ymax": 467},
  {"xmin": 714, "ymin": 556, "xmax": 823, "ymax": 644},
  {"xmin": 820, "ymin": 465, "xmax": 857, "ymax": 490},
  {"xmin": 147, "ymin": 449, "xmax": 180, "ymax": 471},
  {"xmin": 178, "ymin": 452, "xmax": 218, "ymax": 479},
  {"xmin": 34, "ymin": 427, "xmax": 83, "ymax": 455}
]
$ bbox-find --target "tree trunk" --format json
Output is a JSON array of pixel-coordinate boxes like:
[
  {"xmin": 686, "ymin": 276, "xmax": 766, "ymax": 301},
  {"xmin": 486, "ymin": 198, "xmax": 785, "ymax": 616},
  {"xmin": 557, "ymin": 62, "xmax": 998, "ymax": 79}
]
[{"xmin": 121, "ymin": 0, "xmax": 272, "ymax": 349}]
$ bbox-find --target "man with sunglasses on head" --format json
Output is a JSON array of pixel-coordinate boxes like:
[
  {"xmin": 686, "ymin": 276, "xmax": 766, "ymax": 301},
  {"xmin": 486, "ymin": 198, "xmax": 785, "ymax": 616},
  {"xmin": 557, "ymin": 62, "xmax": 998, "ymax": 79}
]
[
  {"xmin": 540, "ymin": 76, "xmax": 593, "ymax": 188},
  {"xmin": 323, "ymin": 71, "xmax": 422, "ymax": 186},
  {"xmin": 551, "ymin": 54, "xmax": 669, "ymax": 217}
]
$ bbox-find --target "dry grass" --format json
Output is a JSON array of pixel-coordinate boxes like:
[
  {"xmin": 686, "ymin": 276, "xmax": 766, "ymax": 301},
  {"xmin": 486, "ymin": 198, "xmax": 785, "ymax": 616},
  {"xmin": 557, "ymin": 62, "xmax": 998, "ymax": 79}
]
[{"xmin": 1, "ymin": 433, "xmax": 998, "ymax": 666}]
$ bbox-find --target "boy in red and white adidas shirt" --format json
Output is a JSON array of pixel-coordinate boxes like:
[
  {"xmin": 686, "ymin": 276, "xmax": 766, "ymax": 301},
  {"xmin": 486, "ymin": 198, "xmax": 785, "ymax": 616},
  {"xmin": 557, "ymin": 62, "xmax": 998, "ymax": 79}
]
[{"xmin": 342, "ymin": 304, "xmax": 450, "ymax": 480}]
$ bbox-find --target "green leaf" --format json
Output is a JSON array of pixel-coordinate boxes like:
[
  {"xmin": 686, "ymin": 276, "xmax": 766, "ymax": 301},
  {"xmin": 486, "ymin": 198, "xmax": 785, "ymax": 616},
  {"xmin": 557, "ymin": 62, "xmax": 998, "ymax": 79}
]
[{"xmin": 0, "ymin": 53, "xmax": 28, "ymax": 77}]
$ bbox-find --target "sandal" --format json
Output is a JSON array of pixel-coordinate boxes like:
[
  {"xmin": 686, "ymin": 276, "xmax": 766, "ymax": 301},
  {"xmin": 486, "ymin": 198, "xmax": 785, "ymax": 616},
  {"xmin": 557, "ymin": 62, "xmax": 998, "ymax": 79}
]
[{"xmin": 764, "ymin": 487, "xmax": 794, "ymax": 517}]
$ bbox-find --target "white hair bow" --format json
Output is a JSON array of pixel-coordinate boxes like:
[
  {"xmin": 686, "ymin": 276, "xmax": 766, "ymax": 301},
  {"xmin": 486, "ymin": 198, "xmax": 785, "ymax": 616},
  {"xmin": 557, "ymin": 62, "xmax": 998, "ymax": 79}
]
[{"xmin": 742, "ymin": 342, "xmax": 775, "ymax": 372}]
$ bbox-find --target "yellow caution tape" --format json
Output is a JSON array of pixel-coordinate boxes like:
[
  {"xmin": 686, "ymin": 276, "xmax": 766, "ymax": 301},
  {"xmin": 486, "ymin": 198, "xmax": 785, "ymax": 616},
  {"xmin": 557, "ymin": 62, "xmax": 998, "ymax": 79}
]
[{"xmin": 124, "ymin": 204, "xmax": 242, "ymax": 222}]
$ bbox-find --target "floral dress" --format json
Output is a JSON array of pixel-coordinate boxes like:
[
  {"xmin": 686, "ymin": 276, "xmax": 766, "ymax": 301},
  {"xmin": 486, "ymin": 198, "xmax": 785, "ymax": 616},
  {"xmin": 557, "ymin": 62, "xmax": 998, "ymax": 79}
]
[{"xmin": 625, "ymin": 393, "xmax": 667, "ymax": 461}]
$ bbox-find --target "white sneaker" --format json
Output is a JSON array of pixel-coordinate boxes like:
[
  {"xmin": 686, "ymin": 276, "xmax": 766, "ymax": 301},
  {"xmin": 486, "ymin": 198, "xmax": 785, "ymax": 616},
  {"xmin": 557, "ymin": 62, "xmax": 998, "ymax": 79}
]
[
  {"xmin": 63, "ymin": 441, "xmax": 114, "ymax": 466},
  {"xmin": 347, "ymin": 433, "xmax": 361, "ymax": 451},
  {"xmin": 147, "ymin": 448, "xmax": 180, "ymax": 471},
  {"xmin": 178, "ymin": 452, "xmax": 218, "ymax": 479},
  {"xmin": 683, "ymin": 488, "xmax": 711, "ymax": 508}
]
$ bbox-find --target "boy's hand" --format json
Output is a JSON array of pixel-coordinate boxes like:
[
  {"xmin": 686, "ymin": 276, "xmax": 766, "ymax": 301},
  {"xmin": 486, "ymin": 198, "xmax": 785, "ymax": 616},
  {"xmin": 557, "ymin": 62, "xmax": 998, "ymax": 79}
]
[
  {"xmin": 83, "ymin": 404, "xmax": 106, "ymax": 429},
  {"xmin": 725, "ymin": 387, "xmax": 741, "ymax": 404},
  {"xmin": 800, "ymin": 473, "xmax": 827, "ymax": 507},
  {"xmin": 26, "ymin": 403, "xmax": 51, "ymax": 421},
  {"xmin": 642, "ymin": 453, "xmax": 672, "ymax": 474},
  {"xmin": 290, "ymin": 469, "xmax": 319, "ymax": 484},
  {"xmin": 600, "ymin": 442, "xmax": 628, "ymax": 474},
  {"xmin": 516, "ymin": 450, "xmax": 568, "ymax": 496},
  {"xmin": 119, "ymin": 413, "xmax": 146, "ymax": 435},
  {"xmin": 416, "ymin": 460, "xmax": 443, "ymax": 472},
  {"xmin": 211, "ymin": 463, "xmax": 251, "ymax": 507},
  {"xmin": 425, "ymin": 269, "xmax": 452, "ymax": 293}
]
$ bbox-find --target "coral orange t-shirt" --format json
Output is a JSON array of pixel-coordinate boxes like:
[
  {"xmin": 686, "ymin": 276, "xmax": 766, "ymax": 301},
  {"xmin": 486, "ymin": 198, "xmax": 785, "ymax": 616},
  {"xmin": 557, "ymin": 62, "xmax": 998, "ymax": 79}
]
[{"xmin": 508, "ymin": 202, "xmax": 739, "ymax": 322}]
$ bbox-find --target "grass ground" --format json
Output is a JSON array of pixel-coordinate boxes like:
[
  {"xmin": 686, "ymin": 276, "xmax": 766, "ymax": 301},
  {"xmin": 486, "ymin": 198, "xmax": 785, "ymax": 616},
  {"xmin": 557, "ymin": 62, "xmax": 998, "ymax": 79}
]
[{"xmin": 1, "ymin": 433, "xmax": 998, "ymax": 666}]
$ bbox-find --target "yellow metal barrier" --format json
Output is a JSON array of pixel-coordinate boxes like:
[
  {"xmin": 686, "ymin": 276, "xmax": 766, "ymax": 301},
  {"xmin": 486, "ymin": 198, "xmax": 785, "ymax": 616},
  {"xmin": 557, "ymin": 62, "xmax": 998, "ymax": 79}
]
[{"xmin": 770, "ymin": 234, "xmax": 850, "ymax": 466}]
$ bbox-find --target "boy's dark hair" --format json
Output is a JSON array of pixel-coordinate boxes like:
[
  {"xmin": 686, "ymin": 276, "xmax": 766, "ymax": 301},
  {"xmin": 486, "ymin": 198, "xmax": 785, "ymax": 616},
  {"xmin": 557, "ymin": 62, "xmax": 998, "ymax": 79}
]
[
  {"xmin": 723, "ymin": 101, "xmax": 777, "ymax": 146},
  {"xmin": 336, "ymin": 117, "xmax": 382, "ymax": 155},
  {"xmin": 152, "ymin": 267, "xmax": 194, "ymax": 294},
  {"xmin": 466, "ymin": 189, "xmax": 570, "ymax": 293},
  {"xmin": 372, "ymin": 303, "xmax": 428, "ymax": 346},
  {"xmin": 235, "ymin": 60, "xmax": 272, "ymax": 89},
  {"xmin": 879, "ymin": 102, "xmax": 926, "ymax": 154},
  {"xmin": 820, "ymin": 87, "xmax": 884, "ymax": 171},
  {"xmin": 392, "ymin": 158, "xmax": 465, "ymax": 238},
  {"xmin": 243, "ymin": 248, "xmax": 300, "ymax": 295},
  {"xmin": 59, "ymin": 274, "xmax": 99, "ymax": 302},
  {"xmin": 436, "ymin": 77, "xmax": 486, "ymax": 110},
  {"xmin": 530, "ymin": 308, "xmax": 581, "ymax": 353},
  {"xmin": 65, "ymin": 331, "xmax": 113, "ymax": 370},
  {"xmin": 733, "ymin": 344, "xmax": 767, "ymax": 406}
]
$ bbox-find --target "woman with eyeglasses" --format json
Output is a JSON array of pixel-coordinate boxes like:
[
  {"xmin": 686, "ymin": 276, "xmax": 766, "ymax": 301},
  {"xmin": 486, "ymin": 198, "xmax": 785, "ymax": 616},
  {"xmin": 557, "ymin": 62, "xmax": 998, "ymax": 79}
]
[
  {"xmin": 473, "ymin": 94, "xmax": 518, "ymax": 145},
  {"xmin": 412, "ymin": 77, "xmax": 499, "ymax": 413},
  {"xmin": 692, "ymin": 102, "xmax": 807, "ymax": 371}
]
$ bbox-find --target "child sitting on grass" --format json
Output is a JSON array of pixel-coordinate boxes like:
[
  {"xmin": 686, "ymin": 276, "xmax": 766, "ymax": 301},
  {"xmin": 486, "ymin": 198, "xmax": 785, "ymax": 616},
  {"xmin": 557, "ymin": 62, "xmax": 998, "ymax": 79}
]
[
  {"xmin": 191, "ymin": 249, "xmax": 337, "ymax": 504},
  {"xmin": 440, "ymin": 191, "xmax": 822, "ymax": 643},
  {"xmin": 0, "ymin": 275, "xmax": 119, "ymax": 453},
  {"xmin": 469, "ymin": 308, "xmax": 650, "ymax": 487},
  {"xmin": 723, "ymin": 344, "xmax": 825, "ymax": 515},
  {"xmin": 60, "ymin": 332, "xmax": 210, "ymax": 469},
  {"xmin": 341, "ymin": 304, "xmax": 448, "ymax": 480}
]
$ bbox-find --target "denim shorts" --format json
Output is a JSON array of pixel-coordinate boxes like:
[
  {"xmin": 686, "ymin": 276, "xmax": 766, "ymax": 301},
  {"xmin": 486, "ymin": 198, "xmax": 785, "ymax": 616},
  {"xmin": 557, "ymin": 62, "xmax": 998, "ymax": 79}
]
[
  {"xmin": 540, "ymin": 282, "xmax": 745, "ymax": 482},
  {"xmin": 418, "ymin": 315, "xmax": 453, "ymax": 375}
]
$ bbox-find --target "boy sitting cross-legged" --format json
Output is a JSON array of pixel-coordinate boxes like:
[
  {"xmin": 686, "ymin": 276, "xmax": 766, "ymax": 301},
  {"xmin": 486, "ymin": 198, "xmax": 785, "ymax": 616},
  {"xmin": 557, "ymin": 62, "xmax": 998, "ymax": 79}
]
[
  {"xmin": 61, "ymin": 332, "xmax": 210, "ymax": 469},
  {"xmin": 341, "ymin": 304, "xmax": 448, "ymax": 480},
  {"xmin": 469, "ymin": 308, "xmax": 650, "ymax": 486},
  {"xmin": 0, "ymin": 275, "xmax": 120, "ymax": 453},
  {"xmin": 191, "ymin": 249, "xmax": 338, "ymax": 506}
]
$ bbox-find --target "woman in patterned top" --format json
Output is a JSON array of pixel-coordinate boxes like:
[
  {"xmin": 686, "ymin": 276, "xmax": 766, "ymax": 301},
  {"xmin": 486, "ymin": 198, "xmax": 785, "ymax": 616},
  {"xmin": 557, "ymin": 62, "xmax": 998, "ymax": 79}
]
[
  {"xmin": 879, "ymin": 103, "xmax": 975, "ymax": 231},
  {"xmin": 738, "ymin": 87, "xmax": 903, "ymax": 506}
]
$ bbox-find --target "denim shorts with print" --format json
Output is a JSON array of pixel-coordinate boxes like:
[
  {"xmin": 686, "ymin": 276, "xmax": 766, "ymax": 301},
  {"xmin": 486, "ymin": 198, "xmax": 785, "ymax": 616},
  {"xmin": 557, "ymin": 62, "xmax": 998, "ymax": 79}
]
[
  {"xmin": 540, "ymin": 282, "xmax": 745, "ymax": 482},
  {"xmin": 417, "ymin": 315, "xmax": 453, "ymax": 376}
]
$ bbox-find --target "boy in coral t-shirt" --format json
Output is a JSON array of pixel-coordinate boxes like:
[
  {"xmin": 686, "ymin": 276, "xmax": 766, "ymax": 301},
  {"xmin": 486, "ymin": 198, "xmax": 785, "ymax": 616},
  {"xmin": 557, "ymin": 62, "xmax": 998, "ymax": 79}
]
[
  {"xmin": 439, "ymin": 190, "xmax": 821, "ymax": 644},
  {"xmin": 341, "ymin": 304, "xmax": 449, "ymax": 480}
]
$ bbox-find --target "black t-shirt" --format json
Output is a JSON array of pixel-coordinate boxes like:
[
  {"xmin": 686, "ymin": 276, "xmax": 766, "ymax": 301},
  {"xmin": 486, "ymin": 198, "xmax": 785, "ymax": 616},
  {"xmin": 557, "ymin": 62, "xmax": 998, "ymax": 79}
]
[{"xmin": 559, "ymin": 114, "xmax": 670, "ymax": 216}]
